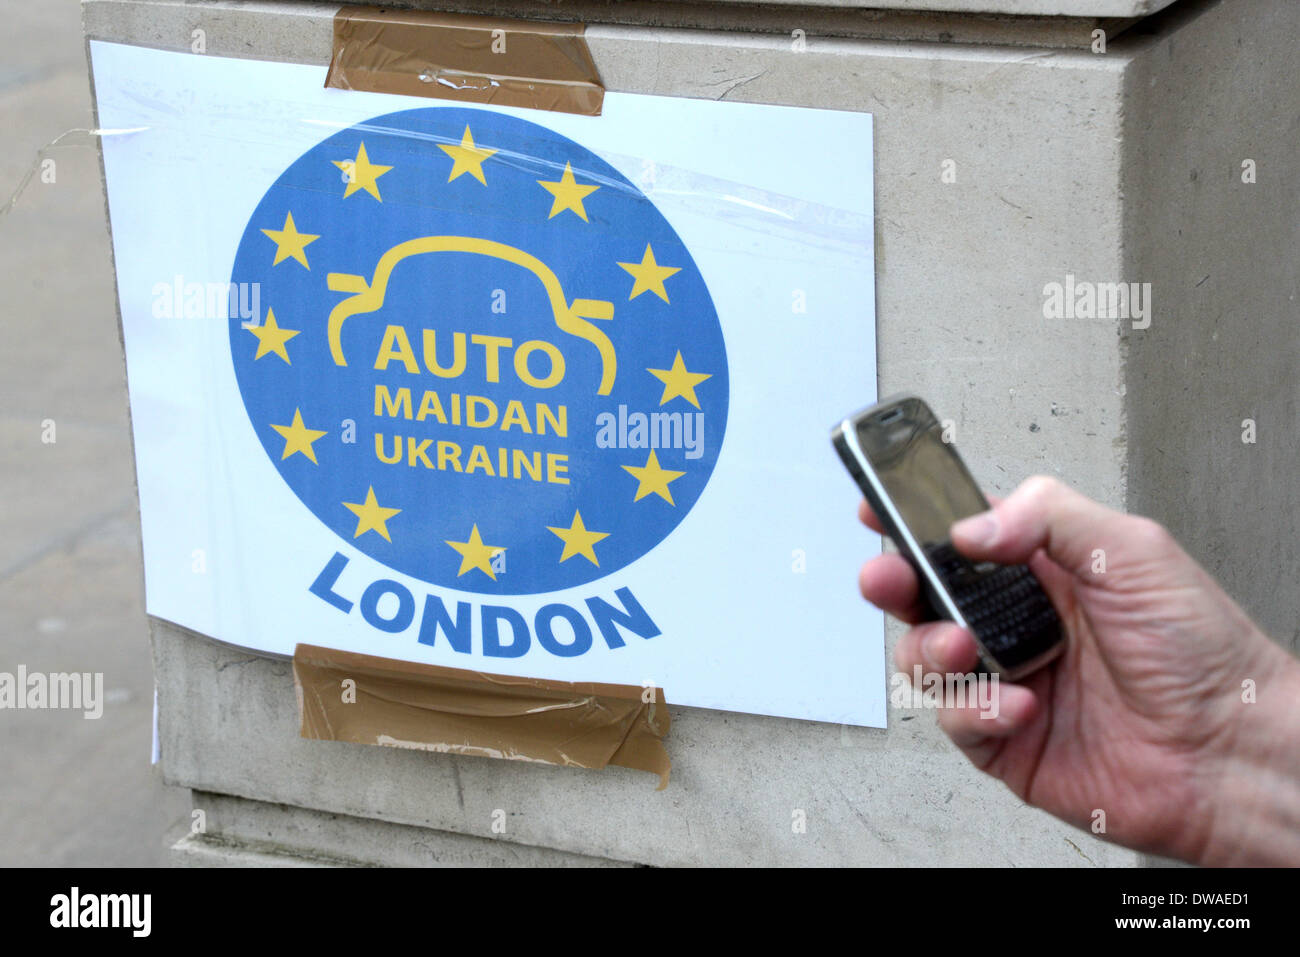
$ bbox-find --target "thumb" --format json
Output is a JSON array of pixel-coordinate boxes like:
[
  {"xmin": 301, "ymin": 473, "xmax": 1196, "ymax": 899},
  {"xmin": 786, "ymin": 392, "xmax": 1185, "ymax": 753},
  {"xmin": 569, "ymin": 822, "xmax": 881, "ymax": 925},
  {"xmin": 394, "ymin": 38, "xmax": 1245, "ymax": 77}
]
[{"xmin": 949, "ymin": 475, "xmax": 1125, "ymax": 575}]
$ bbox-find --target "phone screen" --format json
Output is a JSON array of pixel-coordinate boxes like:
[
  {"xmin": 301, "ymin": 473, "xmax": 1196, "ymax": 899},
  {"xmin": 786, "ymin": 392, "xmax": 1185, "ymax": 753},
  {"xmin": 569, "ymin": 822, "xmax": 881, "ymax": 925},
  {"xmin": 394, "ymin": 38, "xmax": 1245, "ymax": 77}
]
[{"xmin": 855, "ymin": 398, "xmax": 988, "ymax": 550}]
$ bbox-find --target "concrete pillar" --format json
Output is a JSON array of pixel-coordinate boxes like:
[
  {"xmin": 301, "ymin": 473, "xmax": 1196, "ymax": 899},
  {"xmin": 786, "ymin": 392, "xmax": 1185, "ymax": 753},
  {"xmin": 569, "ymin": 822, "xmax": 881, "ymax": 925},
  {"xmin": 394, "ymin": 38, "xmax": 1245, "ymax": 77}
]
[{"xmin": 81, "ymin": 0, "xmax": 1299, "ymax": 866}]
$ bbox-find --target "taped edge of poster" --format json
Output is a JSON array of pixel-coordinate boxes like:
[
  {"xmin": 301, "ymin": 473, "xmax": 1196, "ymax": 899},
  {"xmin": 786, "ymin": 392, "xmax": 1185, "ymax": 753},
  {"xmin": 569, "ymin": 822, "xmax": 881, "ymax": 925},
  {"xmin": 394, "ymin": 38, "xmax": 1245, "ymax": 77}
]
[
  {"xmin": 293, "ymin": 643, "xmax": 671, "ymax": 788},
  {"xmin": 326, "ymin": 5, "xmax": 604, "ymax": 116}
]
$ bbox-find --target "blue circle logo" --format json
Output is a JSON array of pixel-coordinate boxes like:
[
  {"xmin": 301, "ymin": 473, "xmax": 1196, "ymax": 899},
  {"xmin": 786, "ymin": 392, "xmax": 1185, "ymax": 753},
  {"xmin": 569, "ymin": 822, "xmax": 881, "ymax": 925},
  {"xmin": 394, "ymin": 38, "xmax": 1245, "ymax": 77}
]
[{"xmin": 230, "ymin": 107, "xmax": 729, "ymax": 595}]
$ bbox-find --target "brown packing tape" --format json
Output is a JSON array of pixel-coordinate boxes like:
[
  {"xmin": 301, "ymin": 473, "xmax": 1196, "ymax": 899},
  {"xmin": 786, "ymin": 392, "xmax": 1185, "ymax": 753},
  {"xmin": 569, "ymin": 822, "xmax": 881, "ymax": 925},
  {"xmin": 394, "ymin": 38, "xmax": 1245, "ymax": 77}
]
[
  {"xmin": 293, "ymin": 643, "xmax": 671, "ymax": 788},
  {"xmin": 326, "ymin": 6, "xmax": 603, "ymax": 116}
]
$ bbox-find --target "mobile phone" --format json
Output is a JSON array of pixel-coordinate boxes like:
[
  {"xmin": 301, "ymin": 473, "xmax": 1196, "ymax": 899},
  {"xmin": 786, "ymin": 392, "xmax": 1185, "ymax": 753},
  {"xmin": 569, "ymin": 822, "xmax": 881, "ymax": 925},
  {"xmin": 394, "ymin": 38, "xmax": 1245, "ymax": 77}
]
[{"xmin": 831, "ymin": 394, "xmax": 1065, "ymax": 680}]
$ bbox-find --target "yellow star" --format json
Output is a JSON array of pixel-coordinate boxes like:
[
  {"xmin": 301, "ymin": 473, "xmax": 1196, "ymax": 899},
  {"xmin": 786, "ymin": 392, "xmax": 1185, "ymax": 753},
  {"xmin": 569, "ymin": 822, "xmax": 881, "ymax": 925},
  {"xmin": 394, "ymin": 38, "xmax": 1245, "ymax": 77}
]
[
  {"xmin": 332, "ymin": 142, "xmax": 392, "ymax": 201},
  {"xmin": 269, "ymin": 408, "xmax": 327, "ymax": 464},
  {"xmin": 259, "ymin": 211, "xmax": 319, "ymax": 268},
  {"xmin": 546, "ymin": 510, "xmax": 610, "ymax": 566},
  {"xmin": 342, "ymin": 486, "xmax": 401, "ymax": 542},
  {"xmin": 243, "ymin": 307, "xmax": 300, "ymax": 364},
  {"xmin": 537, "ymin": 161, "xmax": 600, "ymax": 221},
  {"xmin": 618, "ymin": 244, "xmax": 681, "ymax": 303},
  {"xmin": 647, "ymin": 351, "xmax": 713, "ymax": 409},
  {"xmin": 438, "ymin": 126, "xmax": 497, "ymax": 185},
  {"xmin": 445, "ymin": 524, "xmax": 505, "ymax": 579},
  {"xmin": 621, "ymin": 450, "xmax": 686, "ymax": 505}
]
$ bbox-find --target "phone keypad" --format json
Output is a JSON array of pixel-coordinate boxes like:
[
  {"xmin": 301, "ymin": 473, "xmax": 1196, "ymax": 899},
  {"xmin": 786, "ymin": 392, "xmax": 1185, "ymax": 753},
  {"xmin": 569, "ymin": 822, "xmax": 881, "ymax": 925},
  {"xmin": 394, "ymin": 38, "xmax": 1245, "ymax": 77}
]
[{"xmin": 925, "ymin": 543, "xmax": 1061, "ymax": 661}]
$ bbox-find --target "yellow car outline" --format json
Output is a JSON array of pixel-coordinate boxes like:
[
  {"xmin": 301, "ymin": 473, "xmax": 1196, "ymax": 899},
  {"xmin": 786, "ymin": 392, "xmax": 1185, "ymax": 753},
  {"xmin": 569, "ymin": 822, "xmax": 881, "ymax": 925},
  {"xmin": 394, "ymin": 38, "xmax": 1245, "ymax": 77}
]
[{"xmin": 325, "ymin": 236, "xmax": 617, "ymax": 395}]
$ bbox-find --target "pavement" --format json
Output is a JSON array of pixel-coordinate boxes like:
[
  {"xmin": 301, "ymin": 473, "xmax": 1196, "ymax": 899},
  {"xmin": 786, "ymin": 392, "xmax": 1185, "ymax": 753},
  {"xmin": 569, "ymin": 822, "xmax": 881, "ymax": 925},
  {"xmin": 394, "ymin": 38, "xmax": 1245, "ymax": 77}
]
[{"xmin": 0, "ymin": 0, "xmax": 192, "ymax": 865}]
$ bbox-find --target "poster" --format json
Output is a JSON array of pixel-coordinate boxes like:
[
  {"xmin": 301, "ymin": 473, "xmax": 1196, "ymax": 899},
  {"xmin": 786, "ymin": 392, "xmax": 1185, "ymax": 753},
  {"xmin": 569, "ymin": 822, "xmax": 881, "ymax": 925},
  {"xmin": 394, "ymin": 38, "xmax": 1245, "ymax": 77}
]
[{"xmin": 90, "ymin": 40, "xmax": 883, "ymax": 726}]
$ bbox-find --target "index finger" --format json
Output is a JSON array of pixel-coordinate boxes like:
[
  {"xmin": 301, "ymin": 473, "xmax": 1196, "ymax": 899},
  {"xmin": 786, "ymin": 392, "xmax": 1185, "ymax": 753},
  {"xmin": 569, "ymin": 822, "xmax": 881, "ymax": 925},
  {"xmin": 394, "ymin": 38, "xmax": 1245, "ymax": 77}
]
[{"xmin": 857, "ymin": 498, "xmax": 885, "ymax": 535}]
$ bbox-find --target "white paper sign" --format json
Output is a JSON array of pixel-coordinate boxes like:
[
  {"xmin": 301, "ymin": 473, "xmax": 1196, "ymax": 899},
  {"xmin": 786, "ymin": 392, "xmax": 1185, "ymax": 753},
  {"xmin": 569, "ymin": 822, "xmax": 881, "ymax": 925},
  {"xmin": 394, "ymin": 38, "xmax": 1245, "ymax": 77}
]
[{"xmin": 90, "ymin": 40, "xmax": 884, "ymax": 726}]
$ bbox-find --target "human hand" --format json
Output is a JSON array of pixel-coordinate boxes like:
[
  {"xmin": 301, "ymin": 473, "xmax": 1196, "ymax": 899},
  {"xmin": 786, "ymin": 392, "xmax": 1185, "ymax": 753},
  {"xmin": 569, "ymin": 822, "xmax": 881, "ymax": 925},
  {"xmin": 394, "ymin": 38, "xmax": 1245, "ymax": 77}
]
[{"xmin": 858, "ymin": 475, "xmax": 1300, "ymax": 865}]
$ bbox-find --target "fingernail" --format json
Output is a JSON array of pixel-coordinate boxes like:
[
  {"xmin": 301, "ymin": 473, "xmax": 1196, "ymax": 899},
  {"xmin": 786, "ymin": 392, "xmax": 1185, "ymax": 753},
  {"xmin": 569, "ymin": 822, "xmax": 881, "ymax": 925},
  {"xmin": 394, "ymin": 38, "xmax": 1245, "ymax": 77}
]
[
  {"xmin": 952, "ymin": 512, "xmax": 998, "ymax": 546},
  {"xmin": 922, "ymin": 629, "xmax": 947, "ymax": 667}
]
